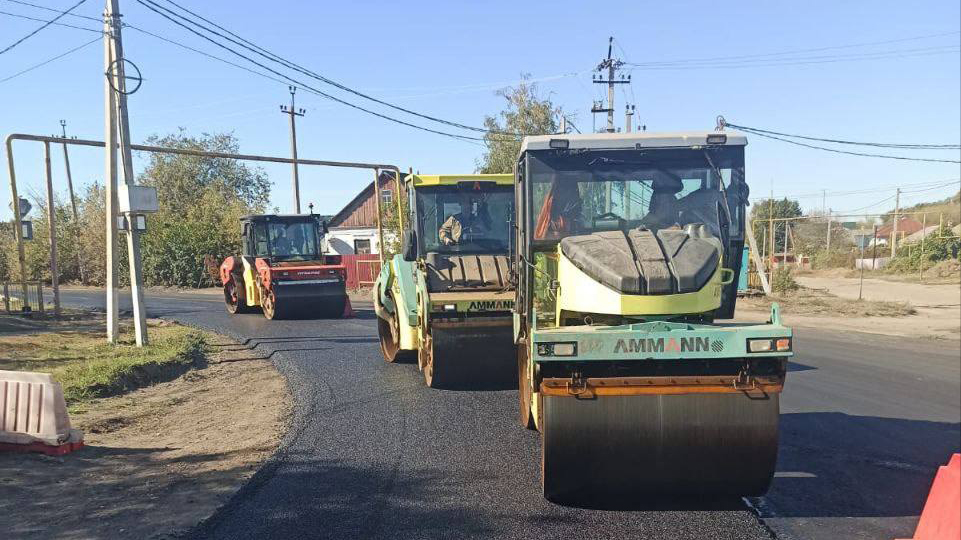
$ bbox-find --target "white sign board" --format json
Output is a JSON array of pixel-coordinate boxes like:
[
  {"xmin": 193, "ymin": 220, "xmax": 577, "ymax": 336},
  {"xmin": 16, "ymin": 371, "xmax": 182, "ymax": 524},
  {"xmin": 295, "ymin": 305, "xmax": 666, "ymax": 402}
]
[{"xmin": 118, "ymin": 185, "xmax": 159, "ymax": 214}]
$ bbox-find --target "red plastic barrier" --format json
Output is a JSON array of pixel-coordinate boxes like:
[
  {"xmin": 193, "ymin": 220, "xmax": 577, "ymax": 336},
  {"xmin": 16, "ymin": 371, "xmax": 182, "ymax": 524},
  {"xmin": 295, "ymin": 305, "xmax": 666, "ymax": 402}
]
[{"xmin": 900, "ymin": 453, "xmax": 960, "ymax": 540}]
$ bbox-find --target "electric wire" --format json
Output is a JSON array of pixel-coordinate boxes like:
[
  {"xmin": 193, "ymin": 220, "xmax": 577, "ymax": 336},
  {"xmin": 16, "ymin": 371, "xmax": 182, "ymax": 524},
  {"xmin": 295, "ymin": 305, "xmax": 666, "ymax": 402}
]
[
  {"xmin": 0, "ymin": 34, "xmax": 100, "ymax": 83},
  {"xmin": 625, "ymin": 31, "xmax": 960, "ymax": 67},
  {"xmin": 0, "ymin": 0, "xmax": 88, "ymax": 55},
  {"xmin": 146, "ymin": 0, "xmax": 519, "ymax": 138},
  {"xmin": 0, "ymin": 8, "xmax": 100, "ymax": 32},
  {"xmin": 730, "ymin": 127, "xmax": 961, "ymax": 164},
  {"xmin": 4, "ymin": 0, "xmax": 102, "ymax": 22},
  {"xmin": 133, "ymin": 0, "xmax": 504, "ymax": 144},
  {"xmin": 723, "ymin": 121, "xmax": 960, "ymax": 150}
]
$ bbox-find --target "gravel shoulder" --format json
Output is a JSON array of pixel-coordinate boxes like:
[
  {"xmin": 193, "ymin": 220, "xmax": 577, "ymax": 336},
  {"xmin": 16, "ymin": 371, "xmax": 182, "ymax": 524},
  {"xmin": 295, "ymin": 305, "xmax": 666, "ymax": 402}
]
[{"xmin": 0, "ymin": 323, "xmax": 290, "ymax": 540}]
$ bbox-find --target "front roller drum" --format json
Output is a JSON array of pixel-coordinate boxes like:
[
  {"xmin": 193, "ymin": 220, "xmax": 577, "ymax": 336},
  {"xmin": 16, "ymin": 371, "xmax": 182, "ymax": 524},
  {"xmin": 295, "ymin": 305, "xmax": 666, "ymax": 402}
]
[
  {"xmin": 541, "ymin": 393, "xmax": 780, "ymax": 502},
  {"xmin": 263, "ymin": 281, "xmax": 348, "ymax": 320},
  {"xmin": 421, "ymin": 322, "xmax": 516, "ymax": 389}
]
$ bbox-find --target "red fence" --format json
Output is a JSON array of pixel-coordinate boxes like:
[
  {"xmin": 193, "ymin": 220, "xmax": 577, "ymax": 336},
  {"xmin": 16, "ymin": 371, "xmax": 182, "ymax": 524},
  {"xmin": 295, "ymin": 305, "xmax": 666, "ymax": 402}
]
[{"xmin": 330, "ymin": 254, "xmax": 381, "ymax": 290}]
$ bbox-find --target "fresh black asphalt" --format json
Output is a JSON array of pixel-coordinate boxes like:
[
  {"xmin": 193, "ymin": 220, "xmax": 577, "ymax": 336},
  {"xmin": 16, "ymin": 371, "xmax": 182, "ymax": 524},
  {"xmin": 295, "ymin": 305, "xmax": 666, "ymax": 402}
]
[{"xmin": 57, "ymin": 288, "xmax": 961, "ymax": 540}]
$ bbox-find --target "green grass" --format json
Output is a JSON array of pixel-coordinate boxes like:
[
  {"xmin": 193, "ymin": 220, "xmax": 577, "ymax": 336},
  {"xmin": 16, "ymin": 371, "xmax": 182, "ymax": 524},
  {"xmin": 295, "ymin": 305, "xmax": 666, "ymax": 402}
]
[{"xmin": 0, "ymin": 320, "xmax": 209, "ymax": 407}]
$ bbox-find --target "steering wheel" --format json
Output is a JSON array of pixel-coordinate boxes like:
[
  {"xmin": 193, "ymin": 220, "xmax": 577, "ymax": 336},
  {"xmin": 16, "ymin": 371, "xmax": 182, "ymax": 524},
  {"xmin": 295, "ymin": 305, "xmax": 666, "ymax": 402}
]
[{"xmin": 594, "ymin": 212, "xmax": 621, "ymax": 221}]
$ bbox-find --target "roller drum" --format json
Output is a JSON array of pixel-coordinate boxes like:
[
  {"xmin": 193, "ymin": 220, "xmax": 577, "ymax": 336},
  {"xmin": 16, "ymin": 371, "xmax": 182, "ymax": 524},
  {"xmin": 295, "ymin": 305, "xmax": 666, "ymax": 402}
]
[
  {"xmin": 268, "ymin": 280, "xmax": 347, "ymax": 319},
  {"xmin": 542, "ymin": 393, "xmax": 779, "ymax": 502},
  {"xmin": 426, "ymin": 322, "xmax": 516, "ymax": 389}
]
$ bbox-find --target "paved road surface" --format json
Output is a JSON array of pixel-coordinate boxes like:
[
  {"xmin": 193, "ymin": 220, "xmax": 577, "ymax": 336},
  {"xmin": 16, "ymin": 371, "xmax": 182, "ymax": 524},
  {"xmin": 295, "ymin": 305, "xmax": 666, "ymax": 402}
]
[{"xmin": 58, "ymin": 288, "xmax": 961, "ymax": 540}]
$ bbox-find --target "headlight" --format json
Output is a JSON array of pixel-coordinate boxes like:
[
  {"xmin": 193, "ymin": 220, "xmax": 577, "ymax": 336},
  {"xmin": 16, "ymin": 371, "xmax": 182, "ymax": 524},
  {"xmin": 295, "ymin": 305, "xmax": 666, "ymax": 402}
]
[
  {"xmin": 537, "ymin": 342, "xmax": 577, "ymax": 357},
  {"xmin": 747, "ymin": 337, "xmax": 791, "ymax": 353}
]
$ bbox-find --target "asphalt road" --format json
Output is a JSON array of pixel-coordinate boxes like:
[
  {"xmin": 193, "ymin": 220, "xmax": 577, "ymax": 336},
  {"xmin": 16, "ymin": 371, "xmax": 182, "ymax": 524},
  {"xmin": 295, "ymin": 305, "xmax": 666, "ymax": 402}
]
[{"xmin": 58, "ymin": 288, "xmax": 961, "ymax": 540}]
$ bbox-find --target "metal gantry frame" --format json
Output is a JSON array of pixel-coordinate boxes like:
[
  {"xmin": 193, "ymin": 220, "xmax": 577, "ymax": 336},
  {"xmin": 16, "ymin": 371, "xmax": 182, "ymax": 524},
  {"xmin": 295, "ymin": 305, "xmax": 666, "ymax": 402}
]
[{"xmin": 6, "ymin": 131, "xmax": 399, "ymax": 342}]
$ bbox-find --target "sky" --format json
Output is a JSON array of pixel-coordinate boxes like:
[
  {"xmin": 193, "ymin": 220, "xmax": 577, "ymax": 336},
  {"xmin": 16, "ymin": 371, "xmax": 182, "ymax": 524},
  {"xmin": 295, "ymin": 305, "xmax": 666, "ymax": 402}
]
[{"xmin": 1, "ymin": 0, "xmax": 959, "ymax": 222}]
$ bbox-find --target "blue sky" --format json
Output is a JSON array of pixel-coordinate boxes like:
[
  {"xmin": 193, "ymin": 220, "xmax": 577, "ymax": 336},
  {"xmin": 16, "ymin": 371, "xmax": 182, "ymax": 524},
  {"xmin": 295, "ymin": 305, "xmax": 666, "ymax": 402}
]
[{"xmin": 1, "ymin": 0, "xmax": 959, "ymax": 221}]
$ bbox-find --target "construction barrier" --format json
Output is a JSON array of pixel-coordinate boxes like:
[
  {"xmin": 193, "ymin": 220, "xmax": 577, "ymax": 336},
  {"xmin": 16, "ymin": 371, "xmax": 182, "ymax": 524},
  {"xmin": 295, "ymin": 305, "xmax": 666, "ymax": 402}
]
[
  {"xmin": 899, "ymin": 453, "xmax": 960, "ymax": 540},
  {"xmin": 0, "ymin": 370, "xmax": 84, "ymax": 455}
]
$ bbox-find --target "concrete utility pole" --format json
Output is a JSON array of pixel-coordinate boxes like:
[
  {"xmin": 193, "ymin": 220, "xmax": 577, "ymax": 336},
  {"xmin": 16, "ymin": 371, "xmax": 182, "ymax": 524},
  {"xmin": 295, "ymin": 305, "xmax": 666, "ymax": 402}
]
[
  {"xmin": 60, "ymin": 120, "xmax": 86, "ymax": 284},
  {"xmin": 826, "ymin": 210, "xmax": 832, "ymax": 252},
  {"xmin": 625, "ymin": 105, "xmax": 635, "ymax": 133},
  {"xmin": 104, "ymin": 0, "xmax": 148, "ymax": 346},
  {"xmin": 280, "ymin": 86, "xmax": 306, "ymax": 214},
  {"xmin": 43, "ymin": 142, "xmax": 60, "ymax": 316},
  {"xmin": 591, "ymin": 37, "xmax": 629, "ymax": 133},
  {"xmin": 890, "ymin": 188, "xmax": 901, "ymax": 257}
]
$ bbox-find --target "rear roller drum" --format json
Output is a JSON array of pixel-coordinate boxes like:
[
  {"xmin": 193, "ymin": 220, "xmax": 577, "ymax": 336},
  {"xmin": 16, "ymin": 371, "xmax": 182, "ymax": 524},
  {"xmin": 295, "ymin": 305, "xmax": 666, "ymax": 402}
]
[
  {"xmin": 224, "ymin": 277, "xmax": 253, "ymax": 314},
  {"xmin": 518, "ymin": 346, "xmax": 537, "ymax": 430},
  {"xmin": 378, "ymin": 308, "xmax": 415, "ymax": 363},
  {"xmin": 541, "ymin": 393, "xmax": 780, "ymax": 502}
]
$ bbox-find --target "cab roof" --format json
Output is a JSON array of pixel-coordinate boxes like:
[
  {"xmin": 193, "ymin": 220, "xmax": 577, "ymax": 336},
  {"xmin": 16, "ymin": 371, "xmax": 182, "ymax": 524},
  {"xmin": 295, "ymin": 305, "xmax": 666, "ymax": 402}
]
[
  {"xmin": 519, "ymin": 131, "xmax": 747, "ymax": 154},
  {"xmin": 406, "ymin": 173, "xmax": 513, "ymax": 187},
  {"xmin": 240, "ymin": 214, "xmax": 320, "ymax": 222}
]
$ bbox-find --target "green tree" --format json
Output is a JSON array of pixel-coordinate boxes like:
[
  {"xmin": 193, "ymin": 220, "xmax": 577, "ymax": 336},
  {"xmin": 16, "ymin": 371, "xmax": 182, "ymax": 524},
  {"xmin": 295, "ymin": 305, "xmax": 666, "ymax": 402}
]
[
  {"xmin": 477, "ymin": 78, "xmax": 564, "ymax": 174},
  {"xmin": 750, "ymin": 198, "xmax": 802, "ymax": 254}
]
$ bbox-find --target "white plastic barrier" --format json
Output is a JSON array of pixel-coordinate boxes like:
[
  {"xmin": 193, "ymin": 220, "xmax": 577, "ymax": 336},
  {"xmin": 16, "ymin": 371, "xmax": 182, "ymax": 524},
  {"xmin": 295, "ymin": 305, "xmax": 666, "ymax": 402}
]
[{"xmin": 0, "ymin": 370, "xmax": 83, "ymax": 454}]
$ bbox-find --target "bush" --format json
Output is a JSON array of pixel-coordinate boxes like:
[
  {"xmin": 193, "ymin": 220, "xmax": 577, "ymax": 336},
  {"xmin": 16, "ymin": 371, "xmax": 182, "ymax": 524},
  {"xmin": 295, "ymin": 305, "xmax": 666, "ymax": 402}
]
[
  {"xmin": 885, "ymin": 225, "xmax": 960, "ymax": 274},
  {"xmin": 812, "ymin": 249, "xmax": 857, "ymax": 270},
  {"xmin": 772, "ymin": 267, "xmax": 799, "ymax": 293}
]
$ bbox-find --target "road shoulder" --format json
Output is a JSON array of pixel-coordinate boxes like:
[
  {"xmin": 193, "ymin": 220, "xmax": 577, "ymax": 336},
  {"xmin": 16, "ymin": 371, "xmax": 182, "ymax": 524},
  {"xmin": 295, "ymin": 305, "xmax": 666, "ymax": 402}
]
[{"xmin": 0, "ymin": 323, "xmax": 291, "ymax": 540}]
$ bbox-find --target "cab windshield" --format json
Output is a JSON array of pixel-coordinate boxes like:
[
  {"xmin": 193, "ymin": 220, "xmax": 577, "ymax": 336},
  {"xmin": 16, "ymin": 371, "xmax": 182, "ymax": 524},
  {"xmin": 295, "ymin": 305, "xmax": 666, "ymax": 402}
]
[
  {"xmin": 266, "ymin": 221, "xmax": 318, "ymax": 261},
  {"xmin": 416, "ymin": 184, "xmax": 513, "ymax": 254},
  {"xmin": 527, "ymin": 147, "xmax": 744, "ymax": 244}
]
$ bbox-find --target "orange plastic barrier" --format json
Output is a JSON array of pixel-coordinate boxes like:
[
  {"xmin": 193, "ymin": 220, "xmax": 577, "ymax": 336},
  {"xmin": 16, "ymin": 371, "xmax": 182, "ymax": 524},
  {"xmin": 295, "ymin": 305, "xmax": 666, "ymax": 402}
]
[
  {"xmin": 0, "ymin": 370, "xmax": 84, "ymax": 455},
  {"xmin": 900, "ymin": 453, "xmax": 960, "ymax": 540}
]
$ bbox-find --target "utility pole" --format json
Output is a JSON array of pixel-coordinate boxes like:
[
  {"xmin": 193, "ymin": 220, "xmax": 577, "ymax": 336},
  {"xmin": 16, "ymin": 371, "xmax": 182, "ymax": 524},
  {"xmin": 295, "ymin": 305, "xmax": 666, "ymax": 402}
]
[
  {"xmin": 890, "ymin": 188, "xmax": 901, "ymax": 257},
  {"xmin": 625, "ymin": 105, "xmax": 635, "ymax": 133},
  {"xmin": 104, "ymin": 0, "xmax": 148, "ymax": 346},
  {"xmin": 60, "ymin": 120, "xmax": 86, "ymax": 284},
  {"xmin": 559, "ymin": 116, "xmax": 567, "ymax": 134},
  {"xmin": 591, "ymin": 37, "xmax": 629, "ymax": 133},
  {"xmin": 280, "ymin": 86, "xmax": 305, "ymax": 213},
  {"xmin": 826, "ymin": 209, "xmax": 832, "ymax": 252}
]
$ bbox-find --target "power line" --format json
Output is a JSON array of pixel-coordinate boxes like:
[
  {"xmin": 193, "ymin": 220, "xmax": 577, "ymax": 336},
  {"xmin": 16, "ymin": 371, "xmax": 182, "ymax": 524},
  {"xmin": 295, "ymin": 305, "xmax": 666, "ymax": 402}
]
[
  {"xmin": 0, "ymin": 8, "xmax": 100, "ymax": 32},
  {"xmin": 0, "ymin": 35, "xmax": 99, "ymax": 83},
  {"xmin": 751, "ymin": 178, "xmax": 961, "ymax": 201},
  {"xmin": 3, "ymin": 0, "xmax": 101, "ymax": 22},
  {"xmin": 837, "ymin": 194, "xmax": 898, "ymax": 214},
  {"xmin": 723, "ymin": 121, "xmax": 960, "ymax": 150},
  {"xmin": 625, "ymin": 31, "xmax": 960, "ymax": 67},
  {"xmin": 0, "ymin": 0, "xmax": 88, "ymax": 55},
  {"xmin": 726, "ymin": 124, "xmax": 961, "ymax": 164},
  {"xmin": 625, "ymin": 46, "xmax": 959, "ymax": 70},
  {"xmin": 132, "ymin": 0, "xmax": 498, "ymax": 143},
  {"xmin": 144, "ymin": 0, "xmax": 518, "ymax": 137}
]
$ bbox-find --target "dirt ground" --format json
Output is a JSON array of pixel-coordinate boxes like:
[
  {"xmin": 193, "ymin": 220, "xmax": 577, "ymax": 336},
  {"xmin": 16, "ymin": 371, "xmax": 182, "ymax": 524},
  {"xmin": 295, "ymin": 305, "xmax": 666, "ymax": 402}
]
[
  {"xmin": 0, "ymin": 335, "xmax": 290, "ymax": 539},
  {"xmin": 737, "ymin": 276, "xmax": 961, "ymax": 340}
]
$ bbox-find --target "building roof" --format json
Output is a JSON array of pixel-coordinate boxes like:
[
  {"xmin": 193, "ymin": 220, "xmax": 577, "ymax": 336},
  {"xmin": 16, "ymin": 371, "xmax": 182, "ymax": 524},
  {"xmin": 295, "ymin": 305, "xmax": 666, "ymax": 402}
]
[
  {"xmin": 519, "ymin": 130, "xmax": 748, "ymax": 153},
  {"xmin": 327, "ymin": 170, "xmax": 398, "ymax": 228},
  {"xmin": 876, "ymin": 216, "xmax": 924, "ymax": 238}
]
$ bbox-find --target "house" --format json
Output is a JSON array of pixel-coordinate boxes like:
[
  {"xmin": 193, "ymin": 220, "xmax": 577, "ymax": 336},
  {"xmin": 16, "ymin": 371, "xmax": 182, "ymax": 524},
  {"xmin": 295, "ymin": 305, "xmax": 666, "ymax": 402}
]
[
  {"xmin": 876, "ymin": 216, "xmax": 924, "ymax": 244},
  {"xmin": 325, "ymin": 170, "xmax": 402, "ymax": 255}
]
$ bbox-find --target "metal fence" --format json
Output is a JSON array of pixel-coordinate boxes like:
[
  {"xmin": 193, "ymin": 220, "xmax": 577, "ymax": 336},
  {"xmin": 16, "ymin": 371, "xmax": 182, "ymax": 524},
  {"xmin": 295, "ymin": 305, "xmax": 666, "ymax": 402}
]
[{"xmin": 1, "ymin": 281, "xmax": 44, "ymax": 315}]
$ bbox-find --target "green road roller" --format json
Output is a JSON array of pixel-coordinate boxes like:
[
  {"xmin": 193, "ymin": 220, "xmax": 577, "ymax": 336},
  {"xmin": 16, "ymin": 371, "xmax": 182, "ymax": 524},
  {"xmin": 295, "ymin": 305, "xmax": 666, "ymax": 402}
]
[
  {"xmin": 374, "ymin": 173, "xmax": 517, "ymax": 388},
  {"xmin": 511, "ymin": 129, "xmax": 794, "ymax": 502}
]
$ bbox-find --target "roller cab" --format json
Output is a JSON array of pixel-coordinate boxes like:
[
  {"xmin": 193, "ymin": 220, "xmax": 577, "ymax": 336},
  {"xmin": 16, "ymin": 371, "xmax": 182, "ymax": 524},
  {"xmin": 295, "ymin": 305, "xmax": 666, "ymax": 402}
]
[
  {"xmin": 220, "ymin": 214, "xmax": 349, "ymax": 320},
  {"xmin": 513, "ymin": 130, "xmax": 793, "ymax": 501},
  {"xmin": 373, "ymin": 174, "xmax": 517, "ymax": 388}
]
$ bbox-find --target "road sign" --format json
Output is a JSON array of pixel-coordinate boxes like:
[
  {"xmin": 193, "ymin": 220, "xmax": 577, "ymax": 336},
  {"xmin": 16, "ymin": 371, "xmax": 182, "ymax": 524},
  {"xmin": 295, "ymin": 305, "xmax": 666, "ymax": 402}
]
[{"xmin": 8, "ymin": 197, "xmax": 31, "ymax": 217}]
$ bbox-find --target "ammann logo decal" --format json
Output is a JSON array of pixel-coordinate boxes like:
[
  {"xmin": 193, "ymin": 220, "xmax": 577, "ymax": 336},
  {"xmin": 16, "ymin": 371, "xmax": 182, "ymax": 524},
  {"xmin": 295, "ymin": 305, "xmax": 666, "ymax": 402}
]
[
  {"xmin": 466, "ymin": 300, "xmax": 514, "ymax": 311},
  {"xmin": 613, "ymin": 337, "xmax": 720, "ymax": 354}
]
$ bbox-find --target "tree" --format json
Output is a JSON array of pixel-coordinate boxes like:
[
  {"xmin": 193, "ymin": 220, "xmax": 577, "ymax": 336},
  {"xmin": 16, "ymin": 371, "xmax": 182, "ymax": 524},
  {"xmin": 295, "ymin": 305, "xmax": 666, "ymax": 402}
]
[
  {"xmin": 138, "ymin": 131, "xmax": 270, "ymax": 214},
  {"xmin": 476, "ymin": 78, "xmax": 564, "ymax": 174},
  {"xmin": 750, "ymin": 198, "xmax": 802, "ymax": 254}
]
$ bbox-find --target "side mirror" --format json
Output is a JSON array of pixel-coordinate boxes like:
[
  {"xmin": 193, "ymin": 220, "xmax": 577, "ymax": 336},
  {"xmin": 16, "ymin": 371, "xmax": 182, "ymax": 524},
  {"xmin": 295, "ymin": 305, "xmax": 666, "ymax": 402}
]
[{"xmin": 402, "ymin": 230, "xmax": 417, "ymax": 261}]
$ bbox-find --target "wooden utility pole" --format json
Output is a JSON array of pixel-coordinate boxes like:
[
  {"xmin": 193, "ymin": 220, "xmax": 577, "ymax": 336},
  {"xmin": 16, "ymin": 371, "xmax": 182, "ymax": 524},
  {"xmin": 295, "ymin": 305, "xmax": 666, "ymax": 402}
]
[
  {"xmin": 60, "ymin": 120, "xmax": 86, "ymax": 284},
  {"xmin": 104, "ymin": 0, "xmax": 148, "ymax": 346},
  {"xmin": 890, "ymin": 188, "xmax": 901, "ymax": 257},
  {"xmin": 280, "ymin": 86, "xmax": 305, "ymax": 213}
]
